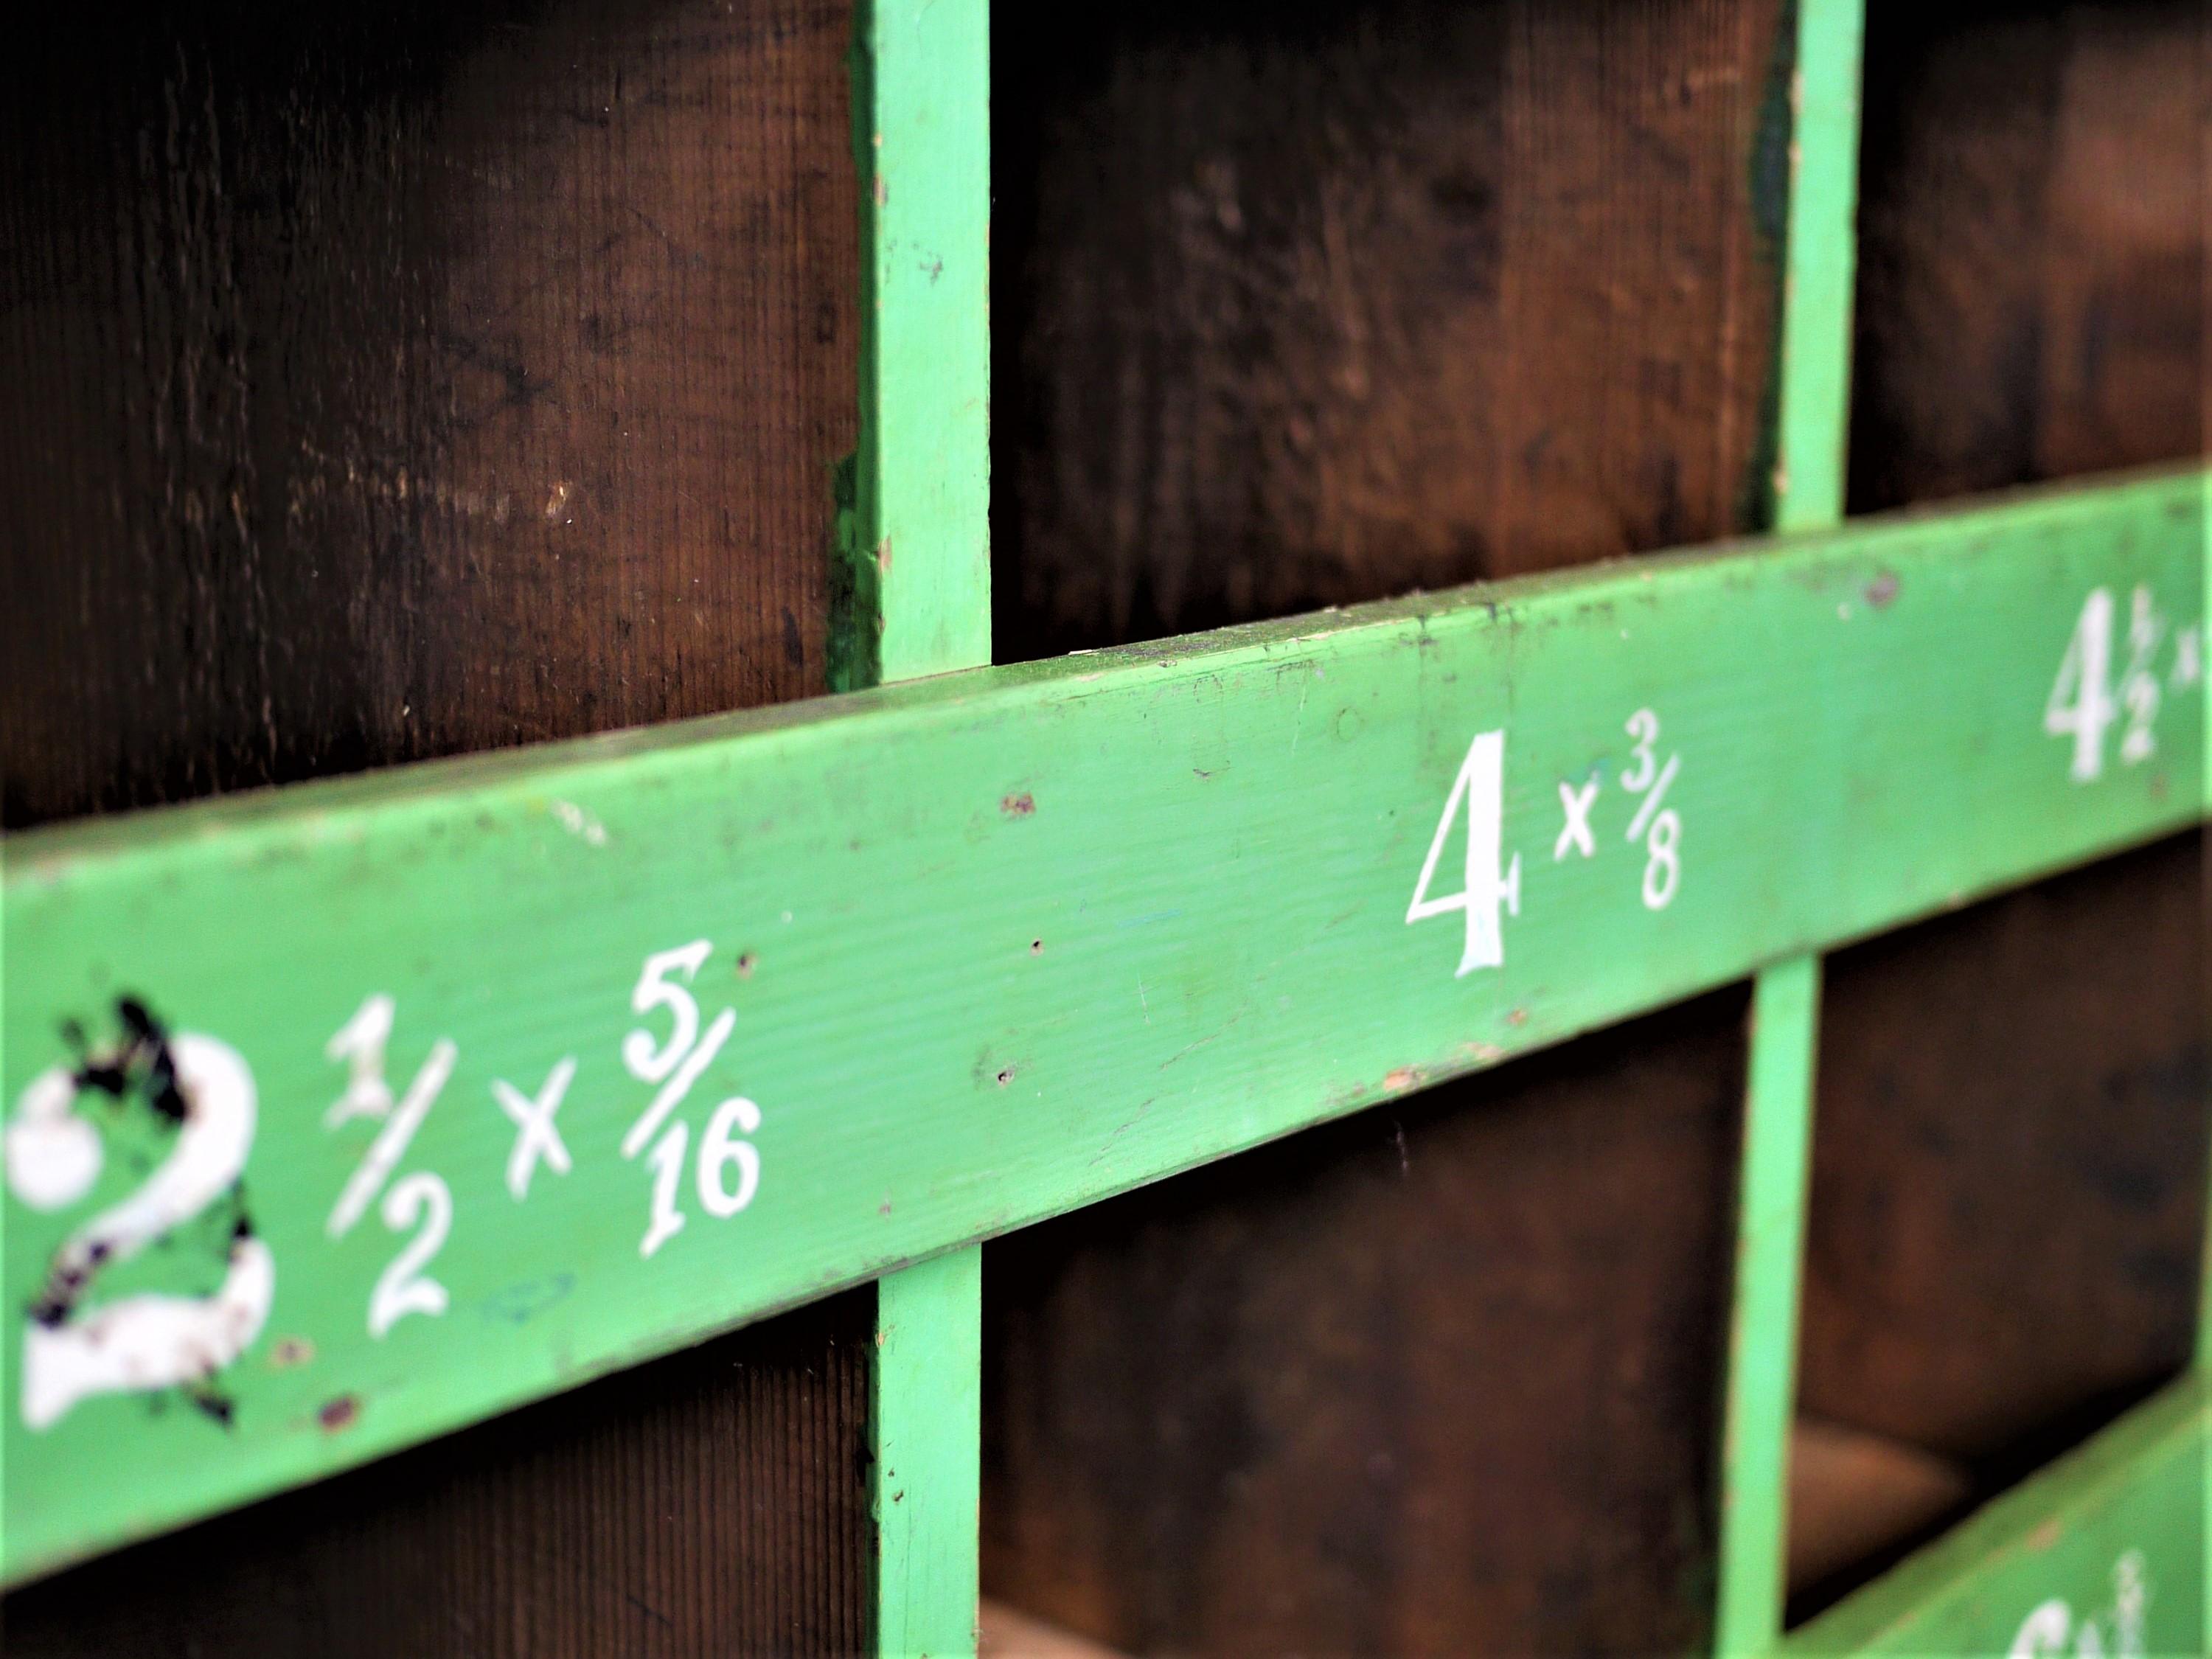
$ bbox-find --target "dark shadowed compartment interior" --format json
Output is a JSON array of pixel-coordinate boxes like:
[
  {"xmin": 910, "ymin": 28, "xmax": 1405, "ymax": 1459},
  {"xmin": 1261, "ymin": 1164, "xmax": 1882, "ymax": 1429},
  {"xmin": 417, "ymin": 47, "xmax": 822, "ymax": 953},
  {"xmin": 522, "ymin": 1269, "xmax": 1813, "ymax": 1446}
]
[{"xmin": 991, "ymin": 0, "xmax": 1794, "ymax": 664}]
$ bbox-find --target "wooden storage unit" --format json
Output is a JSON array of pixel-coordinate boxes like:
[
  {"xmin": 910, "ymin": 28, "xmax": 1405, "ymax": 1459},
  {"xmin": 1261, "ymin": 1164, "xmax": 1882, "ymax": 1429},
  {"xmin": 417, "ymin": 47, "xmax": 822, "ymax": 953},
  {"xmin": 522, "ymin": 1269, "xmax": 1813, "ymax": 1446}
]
[{"xmin": 0, "ymin": 1, "xmax": 2205, "ymax": 1655}]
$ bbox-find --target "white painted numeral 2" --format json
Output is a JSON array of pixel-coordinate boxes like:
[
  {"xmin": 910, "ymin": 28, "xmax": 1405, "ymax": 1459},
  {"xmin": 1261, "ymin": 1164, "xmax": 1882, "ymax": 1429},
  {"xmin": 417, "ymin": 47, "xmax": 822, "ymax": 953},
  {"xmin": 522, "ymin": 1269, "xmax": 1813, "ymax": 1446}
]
[
  {"xmin": 5, "ymin": 1024, "xmax": 273, "ymax": 1429},
  {"xmin": 1407, "ymin": 730, "xmax": 1522, "ymax": 975},
  {"xmin": 369, "ymin": 1172, "xmax": 451, "ymax": 1337}
]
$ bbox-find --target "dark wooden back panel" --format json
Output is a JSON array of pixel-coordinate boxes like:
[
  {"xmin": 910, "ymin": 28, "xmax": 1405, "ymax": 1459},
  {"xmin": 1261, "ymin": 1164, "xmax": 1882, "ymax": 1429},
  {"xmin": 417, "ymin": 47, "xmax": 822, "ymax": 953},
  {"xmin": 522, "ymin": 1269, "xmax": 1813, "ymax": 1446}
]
[
  {"xmin": 3, "ymin": 1293, "xmax": 874, "ymax": 1658},
  {"xmin": 0, "ymin": 0, "xmax": 855, "ymax": 831},
  {"xmin": 992, "ymin": 0, "xmax": 1791, "ymax": 662},
  {"xmin": 1846, "ymin": 0, "xmax": 2205, "ymax": 512},
  {"xmin": 985, "ymin": 995, "xmax": 1747, "ymax": 1657},
  {"xmin": 0, "ymin": 0, "xmax": 873, "ymax": 1649},
  {"xmin": 1805, "ymin": 838, "xmax": 2207, "ymax": 1467}
]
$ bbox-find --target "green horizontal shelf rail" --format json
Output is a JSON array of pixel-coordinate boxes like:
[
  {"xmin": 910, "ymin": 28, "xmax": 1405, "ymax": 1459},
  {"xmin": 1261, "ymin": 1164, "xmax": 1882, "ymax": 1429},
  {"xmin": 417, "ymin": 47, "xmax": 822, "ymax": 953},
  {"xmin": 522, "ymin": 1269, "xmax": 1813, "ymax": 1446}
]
[{"xmin": 2, "ymin": 467, "xmax": 2204, "ymax": 1590}]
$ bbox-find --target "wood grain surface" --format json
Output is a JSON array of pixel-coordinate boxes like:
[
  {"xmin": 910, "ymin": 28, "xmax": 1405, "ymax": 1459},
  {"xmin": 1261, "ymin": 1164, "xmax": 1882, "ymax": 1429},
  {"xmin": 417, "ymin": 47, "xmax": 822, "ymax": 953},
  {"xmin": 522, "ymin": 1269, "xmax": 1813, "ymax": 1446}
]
[
  {"xmin": 0, "ymin": 0, "xmax": 857, "ymax": 831},
  {"xmin": 1847, "ymin": 0, "xmax": 2205, "ymax": 510},
  {"xmin": 1, "ymin": 1292, "xmax": 873, "ymax": 1657},
  {"xmin": 991, "ymin": 0, "xmax": 1792, "ymax": 661}
]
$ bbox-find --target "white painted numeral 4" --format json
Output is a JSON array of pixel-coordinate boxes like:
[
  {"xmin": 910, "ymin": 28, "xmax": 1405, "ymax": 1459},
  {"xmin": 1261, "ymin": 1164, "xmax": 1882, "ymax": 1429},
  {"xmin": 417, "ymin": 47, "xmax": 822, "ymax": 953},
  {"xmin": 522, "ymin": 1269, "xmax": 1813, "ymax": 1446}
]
[
  {"xmin": 2046, "ymin": 588, "xmax": 2117, "ymax": 781},
  {"xmin": 1407, "ymin": 730, "xmax": 1521, "ymax": 976}
]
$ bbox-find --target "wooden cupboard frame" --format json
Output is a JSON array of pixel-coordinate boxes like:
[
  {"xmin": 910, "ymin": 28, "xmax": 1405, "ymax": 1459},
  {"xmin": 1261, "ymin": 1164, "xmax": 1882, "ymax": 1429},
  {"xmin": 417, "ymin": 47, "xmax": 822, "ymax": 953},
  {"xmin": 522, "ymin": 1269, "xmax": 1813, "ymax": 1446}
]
[{"xmin": 2, "ymin": 1, "xmax": 2205, "ymax": 1652}]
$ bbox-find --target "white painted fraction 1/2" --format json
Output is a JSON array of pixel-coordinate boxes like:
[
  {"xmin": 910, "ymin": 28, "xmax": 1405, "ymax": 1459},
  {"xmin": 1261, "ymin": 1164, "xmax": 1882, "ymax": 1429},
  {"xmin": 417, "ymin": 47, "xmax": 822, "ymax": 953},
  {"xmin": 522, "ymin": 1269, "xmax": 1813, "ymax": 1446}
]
[{"xmin": 322, "ymin": 995, "xmax": 462, "ymax": 1338}]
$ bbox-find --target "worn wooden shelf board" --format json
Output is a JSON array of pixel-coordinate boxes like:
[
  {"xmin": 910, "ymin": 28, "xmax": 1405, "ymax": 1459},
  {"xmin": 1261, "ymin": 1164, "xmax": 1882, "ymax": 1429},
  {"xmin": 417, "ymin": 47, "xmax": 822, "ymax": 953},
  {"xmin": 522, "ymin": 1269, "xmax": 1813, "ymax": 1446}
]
[{"xmin": 1, "ymin": 465, "xmax": 2203, "ymax": 1585}]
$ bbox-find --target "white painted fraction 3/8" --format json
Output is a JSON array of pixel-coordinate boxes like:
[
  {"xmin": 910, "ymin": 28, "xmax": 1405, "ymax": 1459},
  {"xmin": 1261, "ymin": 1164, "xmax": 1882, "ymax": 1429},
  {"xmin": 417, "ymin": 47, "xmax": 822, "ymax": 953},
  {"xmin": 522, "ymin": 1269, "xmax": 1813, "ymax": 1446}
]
[{"xmin": 1620, "ymin": 709, "xmax": 1682, "ymax": 911}]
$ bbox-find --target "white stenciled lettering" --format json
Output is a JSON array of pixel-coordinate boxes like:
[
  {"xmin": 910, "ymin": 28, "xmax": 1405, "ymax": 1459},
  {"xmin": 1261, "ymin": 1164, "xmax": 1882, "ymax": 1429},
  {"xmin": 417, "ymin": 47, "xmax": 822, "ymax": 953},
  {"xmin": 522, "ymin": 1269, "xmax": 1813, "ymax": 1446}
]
[
  {"xmin": 2046, "ymin": 588, "xmax": 2118, "ymax": 781},
  {"xmin": 1621, "ymin": 711, "xmax": 1683, "ymax": 911},
  {"xmin": 2008, "ymin": 1551, "xmax": 2150, "ymax": 1659},
  {"xmin": 618, "ymin": 942, "xmax": 768, "ymax": 1256}
]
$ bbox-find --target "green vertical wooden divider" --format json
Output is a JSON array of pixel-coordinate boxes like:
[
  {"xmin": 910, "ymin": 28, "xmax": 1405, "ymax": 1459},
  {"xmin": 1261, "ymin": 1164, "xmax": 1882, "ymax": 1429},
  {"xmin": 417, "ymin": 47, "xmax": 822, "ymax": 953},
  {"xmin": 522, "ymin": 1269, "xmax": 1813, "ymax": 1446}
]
[
  {"xmin": 1716, "ymin": 0, "xmax": 1864, "ymax": 1653},
  {"xmin": 854, "ymin": 0, "xmax": 990, "ymax": 1652},
  {"xmin": 875, "ymin": 1248, "xmax": 986, "ymax": 1659},
  {"xmin": 1719, "ymin": 956, "xmax": 1825, "ymax": 1654},
  {"xmin": 845, "ymin": 0, "xmax": 992, "ymax": 693}
]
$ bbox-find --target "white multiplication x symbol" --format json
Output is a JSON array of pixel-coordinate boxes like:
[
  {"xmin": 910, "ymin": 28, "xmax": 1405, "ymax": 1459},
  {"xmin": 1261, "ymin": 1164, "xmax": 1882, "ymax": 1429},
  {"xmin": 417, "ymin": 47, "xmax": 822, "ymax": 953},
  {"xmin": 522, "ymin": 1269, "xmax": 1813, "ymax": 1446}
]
[
  {"xmin": 324, "ymin": 995, "xmax": 459, "ymax": 1338},
  {"xmin": 491, "ymin": 1057, "xmax": 575, "ymax": 1201},
  {"xmin": 1406, "ymin": 729, "xmax": 1523, "ymax": 976},
  {"xmin": 1554, "ymin": 776, "xmax": 1598, "ymax": 861},
  {"xmin": 617, "ymin": 940, "xmax": 764, "ymax": 1259},
  {"xmin": 1621, "ymin": 709, "xmax": 1682, "ymax": 911}
]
